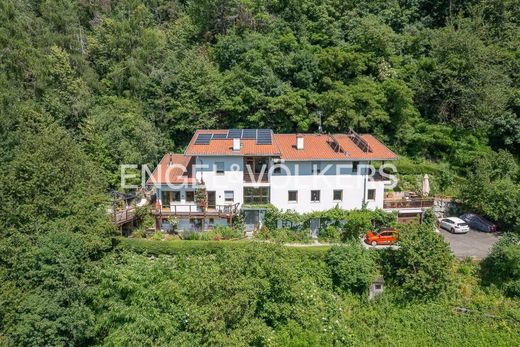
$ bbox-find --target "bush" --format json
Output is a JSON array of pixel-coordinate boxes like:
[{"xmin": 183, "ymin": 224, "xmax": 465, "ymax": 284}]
[
  {"xmin": 264, "ymin": 207, "xmax": 396, "ymax": 242},
  {"xmin": 214, "ymin": 225, "xmax": 243, "ymax": 240},
  {"xmin": 421, "ymin": 208, "xmax": 436, "ymax": 226},
  {"xmin": 150, "ymin": 231, "xmax": 163, "ymax": 241},
  {"xmin": 319, "ymin": 225, "xmax": 340, "ymax": 242},
  {"xmin": 326, "ymin": 243, "xmax": 378, "ymax": 294},
  {"xmin": 131, "ymin": 229, "xmax": 146, "ymax": 239},
  {"xmin": 505, "ymin": 280, "xmax": 520, "ymax": 297},
  {"xmin": 183, "ymin": 230, "xmax": 222, "ymax": 241},
  {"xmin": 481, "ymin": 233, "xmax": 520, "ymax": 296},
  {"xmin": 381, "ymin": 223, "xmax": 454, "ymax": 300}
]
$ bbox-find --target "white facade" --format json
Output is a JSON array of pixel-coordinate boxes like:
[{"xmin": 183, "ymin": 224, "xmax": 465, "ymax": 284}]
[
  {"xmin": 157, "ymin": 157, "xmax": 387, "ymax": 213},
  {"xmin": 269, "ymin": 161, "xmax": 385, "ymax": 213},
  {"xmin": 195, "ymin": 156, "xmax": 244, "ymax": 206}
]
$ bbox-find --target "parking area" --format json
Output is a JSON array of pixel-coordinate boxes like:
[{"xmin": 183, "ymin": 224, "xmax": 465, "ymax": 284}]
[{"xmin": 439, "ymin": 228, "xmax": 500, "ymax": 259}]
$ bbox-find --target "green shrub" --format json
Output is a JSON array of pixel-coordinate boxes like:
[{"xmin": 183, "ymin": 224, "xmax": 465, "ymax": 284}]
[
  {"xmin": 505, "ymin": 280, "xmax": 520, "ymax": 297},
  {"xmin": 421, "ymin": 208, "xmax": 436, "ymax": 226},
  {"xmin": 381, "ymin": 223, "xmax": 454, "ymax": 300},
  {"xmin": 320, "ymin": 225, "xmax": 340, "ymax": 242},
  {"xmin": 481, "ymin": 233, "xmax": 520, "ymax": 296},
  {"xmin": 326, "ymin": 243, "xmax": 378, "ymax": 294},
  {"xmin": 264, "ymin": 207, "xmax": 396, "ymax": 241},
  {"xmin": 150, "ymin": 231, "xmax": 163, "ymax": 241},
  {"xmin": 167, "ymin": 216, "xmax": 179, "ymax": 231},
  {"xmin": 214, "ymin": 225, "xmax": 243, "ymax": 240},
  {"xmin": 131, "ymin": 229, "xmax": 146, "ymax": 239},
  {"xmin": 289, "ymin": 229, "xmax": 311, "ymax": 243}
]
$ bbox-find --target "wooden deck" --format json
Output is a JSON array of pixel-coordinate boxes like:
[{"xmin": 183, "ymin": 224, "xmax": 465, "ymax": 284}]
[
  {"xmin": 383, "ymin": 198, "xmax": 435, "ymax": 209},
  {"xmin": 114, "ymin": 207, "xmax": 138, "ymax": 227},
  {"xmin": 153, "ymin": 203, "xmax": 240, "ymax": 219}
]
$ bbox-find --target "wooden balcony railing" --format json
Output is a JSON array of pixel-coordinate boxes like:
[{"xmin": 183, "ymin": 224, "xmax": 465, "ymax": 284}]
[
  {"xmin": 114, "ymin": 207, "xmax": 137, "ymax": 226},
  {"xmin": 153, "ymin": 203, "xmax": 240, "ymax": 218},
  {"xmin": 243, "ymin": 172, "xmax": 269, "ymax": 183},
  {"xmin": 383, "ymin": 198, "xmax": 435, "ymax": 209}
]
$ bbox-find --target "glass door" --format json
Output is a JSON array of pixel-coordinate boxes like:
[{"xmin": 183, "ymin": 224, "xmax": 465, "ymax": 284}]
[{"xmin": 207, "ymin": 191, "xmax": 216, "ymax": 210}]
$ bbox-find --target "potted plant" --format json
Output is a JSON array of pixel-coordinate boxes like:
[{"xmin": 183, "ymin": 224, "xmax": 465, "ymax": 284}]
[
  {"xmin": 195, "ymin": 187, "xmax": 207, "ymax": 212},
  {"xmin": 167, "ymin": 216, "xmax": 179, "ymax": 233}
]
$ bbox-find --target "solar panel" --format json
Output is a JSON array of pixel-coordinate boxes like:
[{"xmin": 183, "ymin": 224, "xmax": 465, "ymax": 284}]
[
  {"xmin": 212, "ymin": 133, "xmax": 227, "ymax": 139},
  {"xmin": 242, "ymin": 129, "xmax": 257, "ymax": 139},
  {"xmin": 227, "ymin": 129, "xmax": 242, "ymax": 138},
  {"xmin": 347, "ymin": 129, "xmax": 372, "ymax": 153},
  {"xmin": 256, "ymin": 129, "xmax": 272, "ymax": 144},
  {"xmin": 194, "ymin": 133, "xmax": 212, "ymax": 144}
]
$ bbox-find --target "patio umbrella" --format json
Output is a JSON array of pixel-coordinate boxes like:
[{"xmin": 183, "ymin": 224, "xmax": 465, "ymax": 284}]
[{"xmin": 422, "ymin": 174, "xmax": 430, "ymax": 196}]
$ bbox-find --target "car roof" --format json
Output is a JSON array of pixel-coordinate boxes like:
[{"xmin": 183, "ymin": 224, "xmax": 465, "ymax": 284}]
[
  {"xmin": 447, "ymin": 217, "xmax": 466, "ymax": 223},
  {"xmin": 462, "ymin": 213, "xmax": 492, "ymax": 224}
]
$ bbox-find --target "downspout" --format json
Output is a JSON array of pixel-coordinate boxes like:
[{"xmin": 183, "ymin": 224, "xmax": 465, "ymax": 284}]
[{"xmin": 362, "ymin": 161, "xmax": 369, "ymax": 207}]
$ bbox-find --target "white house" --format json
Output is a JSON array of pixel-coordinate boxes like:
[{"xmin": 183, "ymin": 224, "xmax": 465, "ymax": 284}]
[{"xmin": 147, "ymin": 129, "xmax": 399, "ymax": 231}]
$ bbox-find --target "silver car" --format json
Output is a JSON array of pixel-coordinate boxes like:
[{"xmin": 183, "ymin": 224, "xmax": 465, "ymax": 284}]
[{"xmin": 440, "ymin": 217, "xmax": 470, "ymax": 234}]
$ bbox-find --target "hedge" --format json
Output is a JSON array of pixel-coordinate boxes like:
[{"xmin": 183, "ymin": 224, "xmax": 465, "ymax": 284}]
[{"xmin": 114, "ymin": 237, "xmax": 330, "ymax": 257}]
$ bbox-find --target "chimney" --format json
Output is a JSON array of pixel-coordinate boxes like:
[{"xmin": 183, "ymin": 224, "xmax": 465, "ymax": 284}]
[
  {"xmin": 296, "ymin": 134, "xmax": 304, "ymax": 150},
  {"xmin": 233, "ymin": 138, "xmax": 241, "ymax": 151}
]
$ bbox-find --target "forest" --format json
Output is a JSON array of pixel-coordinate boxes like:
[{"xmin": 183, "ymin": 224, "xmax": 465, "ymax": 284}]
[{"xmin": 0, "ymin": 0, "xmax": 520, "ymax": 345}]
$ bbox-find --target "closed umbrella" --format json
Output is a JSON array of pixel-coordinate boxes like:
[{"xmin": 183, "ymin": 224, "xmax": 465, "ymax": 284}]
[{"xmin": 422, "ymin": 174, "xmax": 430, "ymax": 197}]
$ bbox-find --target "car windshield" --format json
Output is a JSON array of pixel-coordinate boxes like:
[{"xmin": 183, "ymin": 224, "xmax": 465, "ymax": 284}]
[{"xmin": 457, "ymin": 223, "xmax": 468, "ymax": 227}]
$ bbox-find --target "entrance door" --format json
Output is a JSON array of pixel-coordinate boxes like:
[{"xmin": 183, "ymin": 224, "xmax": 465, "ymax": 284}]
[
  {"xmin": 207, "ymin": 191, "xmax": 216, "ymax": 210},
  {"xmin": 310, "ymin": 219, "xmax": 320, "ymax": 238},
  {"xmin": 244, "ymin": 210, "xmax": 260, "ymax": 232}
]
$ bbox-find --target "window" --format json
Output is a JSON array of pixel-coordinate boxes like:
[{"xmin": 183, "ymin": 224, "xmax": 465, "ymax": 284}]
[
  {"xmin": 224, "ymin": 190, "xmax": 234, "ymax": 202},
  {"xmin": 367, "ymin": 189, "xmax": 376, "ymax": 201},
  {"xmin": 311, "ymin": 190, "xmax": 320, "ymax": 202},
  {"xmin": 189, "ymin": 218, "xmax": 203, "ymax": 231},
  {"xmin": 161, "ymin": 191, "xmax": 172, "ymax": 207},
  {"xmin": 255, "ymin": 158, "xmax": 268, "ymax": 174},
  {"xmin": 273, "ymin": 164, "xmax": 281, "ymax": 174},
  {"xmin": 333, "ymin": 190, "xmax": 343, "ymax": 201},
  {"xmin": 375, "ymin": 284, "xmax": 382, "ymax": 290},
  {"xmin": 312, "ymin": 162, "xmax": 321, "ymax": 175},
  {"xmin": 288, "ymin": 190, "xmax": 298, "ymax": 202},
  {"xmin": 173, "ymin": 191, "xmax": 181, "ymax": 202},
  {"xmin": 185, "ymin": 191, "xmax": 194, "ymax": 202},
  {"xmin": 208, "ymin": 218, "xmax": 214, "ymax": 225},
  {"xmin": 352, "ymin": 161, "xmax": 359, "ymax": 173},
  {"xmin": 243, "ymin": 187, "xmax": 269, "ymax": 204},
  {"xmin": 215, "ymin": 162, "xmax": 224, "ymax": 174}
]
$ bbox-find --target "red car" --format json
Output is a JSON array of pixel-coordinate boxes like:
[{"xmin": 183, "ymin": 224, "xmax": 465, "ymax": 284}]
[{"xmin": 365, "ymin": 228, "xmax": 399, "ymax": 246}]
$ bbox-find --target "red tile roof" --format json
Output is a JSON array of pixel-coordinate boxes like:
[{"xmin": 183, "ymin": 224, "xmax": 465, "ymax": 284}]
[
  {"xmin": 185, "ymin": 130, "xmax": 280, "ymax": 156},
  {"xmin": 146, "ymin": 154, "xmax": 196, "ymax": 185},
  {"xmin": 184, "ymin": 130, "xmax": 397, "ymax": 160}
]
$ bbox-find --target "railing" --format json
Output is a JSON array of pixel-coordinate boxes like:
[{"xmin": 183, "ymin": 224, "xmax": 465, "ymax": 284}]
[
  {"xmin": 215, "ymin": 203, "xmax": 240, "ymax": 215},
  {"xmin": 114, "ymin": 207, "xmax": 136, "ymax": 226},
  {"xmin": 153, "ymin": 203, "xmax": 240, "ymax": 217},
  {"xmin": 244, "ymin": 172, "xmax": 269, "ymax": 183},
  {"xmin": 383, "ymin": 198, "xmax": 435, "ymax": 209}
]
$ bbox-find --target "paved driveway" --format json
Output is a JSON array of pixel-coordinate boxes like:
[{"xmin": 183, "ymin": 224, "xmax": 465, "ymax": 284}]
[{"xmin": 439, "ymin": 228, "xmax": 500, "ymax": 259}]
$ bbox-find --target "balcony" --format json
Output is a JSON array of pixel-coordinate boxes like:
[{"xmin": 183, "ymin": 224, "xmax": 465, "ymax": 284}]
[
  {"xmin": 153, "ymin": 203, "xmax": 239, "ymax": 218},
  {"xmin": 383, "ymin": 198, "xmax": 434, "ymax": 209},
  {"xmin": 243, "ymin": 172, "xmax": 269, "ymax": 183},
  {"xmin": 244, "ymin": 157, "xmax": 269, "ymax": 183}
]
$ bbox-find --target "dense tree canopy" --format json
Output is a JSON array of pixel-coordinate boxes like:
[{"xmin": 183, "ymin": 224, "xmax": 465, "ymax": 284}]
[{"xmin": 1, "ymin": 0, "xmax": 520, "ymax": 345}]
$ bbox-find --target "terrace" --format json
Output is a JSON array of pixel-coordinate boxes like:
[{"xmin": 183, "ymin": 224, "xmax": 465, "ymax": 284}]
[
  {"xmin": 383, "ymin": 192, "xmax": 434, "ymax": 210},
  {"xmin": 153, "ymin": 203, "xmax": 240, "ymax": 218}
]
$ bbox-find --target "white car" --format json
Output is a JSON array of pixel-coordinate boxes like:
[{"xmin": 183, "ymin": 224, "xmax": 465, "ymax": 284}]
[{"xmin": 440, "ymin": 217, "xmax": 470, "ymax": 234}]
